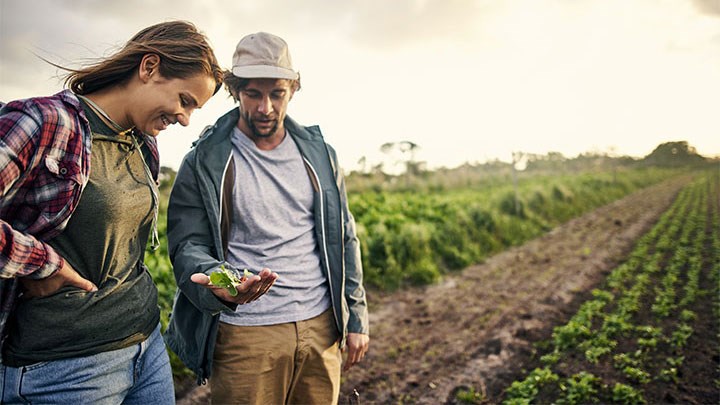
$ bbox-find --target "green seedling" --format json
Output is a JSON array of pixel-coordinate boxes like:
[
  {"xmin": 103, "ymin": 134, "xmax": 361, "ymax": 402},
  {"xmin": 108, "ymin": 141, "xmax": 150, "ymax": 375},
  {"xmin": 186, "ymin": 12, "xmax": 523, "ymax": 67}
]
[{"xmin": 209, "ymin": 266, "xmax": 253, "ymax": 296}]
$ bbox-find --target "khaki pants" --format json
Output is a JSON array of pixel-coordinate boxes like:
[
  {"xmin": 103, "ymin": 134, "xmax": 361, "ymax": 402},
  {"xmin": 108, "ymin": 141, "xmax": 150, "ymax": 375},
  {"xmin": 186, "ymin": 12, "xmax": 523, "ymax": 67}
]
[{"xmin": 210, "ymin": 309, "xmax": 341, "ymax": 405}]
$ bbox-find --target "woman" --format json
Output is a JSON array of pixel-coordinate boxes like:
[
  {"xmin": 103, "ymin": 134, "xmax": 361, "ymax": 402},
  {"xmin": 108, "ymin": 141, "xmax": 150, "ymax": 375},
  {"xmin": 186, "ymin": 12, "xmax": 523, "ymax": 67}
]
[{"xmin": 0, "ymin": 20, "xmax": 223, "ymax": 404}]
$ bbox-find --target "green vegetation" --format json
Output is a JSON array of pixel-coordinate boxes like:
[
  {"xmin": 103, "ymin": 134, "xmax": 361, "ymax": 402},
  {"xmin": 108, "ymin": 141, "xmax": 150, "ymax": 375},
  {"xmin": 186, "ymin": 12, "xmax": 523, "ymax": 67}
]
[
  {"xmin": 209, "ymin": 266, "xmax": 252, "ymax": 296},
  {"xmin": 505, "ymin": 367, "xmax": 560, "ymax": 404},
  {"xmin": 353, "ymin": 167, "xmax": 674, "ymax": 290},
  {"xmin": 501, "ymin": 171, "xmax": 720, "ymax": 404},
  {"xmin": 455, "ymin": 386, "xmax": 486, "ymax": 404}
]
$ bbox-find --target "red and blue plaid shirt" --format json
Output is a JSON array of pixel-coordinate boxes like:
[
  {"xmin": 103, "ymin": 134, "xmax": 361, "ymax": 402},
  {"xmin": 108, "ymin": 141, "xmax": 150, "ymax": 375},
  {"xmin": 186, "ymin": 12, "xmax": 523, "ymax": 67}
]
[{"xmin": 0, "ymin": 90, "xmax": 159, "ymax": 328}]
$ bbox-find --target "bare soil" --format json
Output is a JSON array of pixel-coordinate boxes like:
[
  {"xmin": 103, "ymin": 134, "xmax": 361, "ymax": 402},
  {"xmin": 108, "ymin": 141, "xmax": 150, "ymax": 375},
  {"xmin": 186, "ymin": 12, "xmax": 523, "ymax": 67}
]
[{"xmin": 178, "ymin": 176, "xmax": 719, "ymax": 404}]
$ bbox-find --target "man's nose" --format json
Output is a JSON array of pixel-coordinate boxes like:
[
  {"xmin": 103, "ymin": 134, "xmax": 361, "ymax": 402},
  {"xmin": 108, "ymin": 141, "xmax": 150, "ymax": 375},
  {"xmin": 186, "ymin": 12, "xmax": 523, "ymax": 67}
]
[{"xmin": 258, "ymin": 97, "xmax": 273, "ymax": 115}]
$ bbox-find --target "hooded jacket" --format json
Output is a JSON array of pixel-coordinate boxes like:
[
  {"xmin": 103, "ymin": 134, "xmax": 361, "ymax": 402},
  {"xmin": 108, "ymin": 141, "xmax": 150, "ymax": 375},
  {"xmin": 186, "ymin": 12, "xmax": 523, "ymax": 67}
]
[{"xmin": 163, "ymin": 108, "xmax": 368, "ymax": 384}]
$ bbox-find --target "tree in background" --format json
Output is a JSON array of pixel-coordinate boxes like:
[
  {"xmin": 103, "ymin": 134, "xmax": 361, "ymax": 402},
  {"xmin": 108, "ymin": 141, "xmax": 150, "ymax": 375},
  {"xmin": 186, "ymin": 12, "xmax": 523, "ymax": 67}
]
[
  {"xmin": 380, "ymin": 141, "xmax": 425, "ymax": 175},
  {"xmin": 643, "ymin": 141, "xmax": 707, "ymax": 167}
]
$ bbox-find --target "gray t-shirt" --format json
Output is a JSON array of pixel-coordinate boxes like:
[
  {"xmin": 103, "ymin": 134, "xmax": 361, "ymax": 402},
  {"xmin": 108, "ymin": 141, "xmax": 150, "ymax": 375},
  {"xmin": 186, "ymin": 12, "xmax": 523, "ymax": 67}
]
[{"xmin": 220, "ymin": 127, "xmax": 330, "ymax": 326}]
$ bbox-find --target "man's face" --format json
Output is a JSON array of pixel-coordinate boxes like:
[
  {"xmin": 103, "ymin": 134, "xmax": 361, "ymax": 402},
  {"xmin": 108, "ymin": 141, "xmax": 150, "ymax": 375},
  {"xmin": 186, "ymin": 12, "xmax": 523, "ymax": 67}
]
[{"xmin": 237, "ymin": 78, "xmax": 295, "ymax": 140}]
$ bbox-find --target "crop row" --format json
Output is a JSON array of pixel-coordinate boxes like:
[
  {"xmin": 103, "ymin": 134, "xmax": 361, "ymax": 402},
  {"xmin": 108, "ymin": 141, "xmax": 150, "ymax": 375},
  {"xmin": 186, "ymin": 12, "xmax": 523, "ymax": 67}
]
[
  {"xmin": 500, "ymin": 171, "xmax": 719, "ymax": 404},
  {"xmin": 352, "ymin": 168, "xmax": 676, "ymax": 290}
]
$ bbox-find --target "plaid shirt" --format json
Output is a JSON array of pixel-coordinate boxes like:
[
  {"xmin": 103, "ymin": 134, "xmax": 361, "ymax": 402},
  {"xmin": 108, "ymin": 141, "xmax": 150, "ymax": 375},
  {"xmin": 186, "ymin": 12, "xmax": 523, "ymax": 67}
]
[{"xmin": 0, "ymin": 90, "xmax": 159, "ymax": 330}]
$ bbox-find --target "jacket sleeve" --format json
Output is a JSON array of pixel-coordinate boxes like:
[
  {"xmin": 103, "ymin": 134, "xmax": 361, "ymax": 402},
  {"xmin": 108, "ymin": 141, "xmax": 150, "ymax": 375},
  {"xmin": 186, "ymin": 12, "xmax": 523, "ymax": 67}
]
[
  {"xmin": 167, "ymin": 153, "xmax": 237, "ymax": 315},
  {"xmin": 0, "ymin": 108, "xmax": 65, "ymax": 280},
  {"xmin": 330, "ymin": 147, "xmax": 369, "ymax": 335}
]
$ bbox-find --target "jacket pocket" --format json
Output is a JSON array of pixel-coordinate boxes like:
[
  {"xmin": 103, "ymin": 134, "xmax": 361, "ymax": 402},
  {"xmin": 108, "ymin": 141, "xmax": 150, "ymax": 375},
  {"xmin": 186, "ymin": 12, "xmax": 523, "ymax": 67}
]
[{"xmin": 44, "ymin": 156, "xmax": 83, "ymax": 184}]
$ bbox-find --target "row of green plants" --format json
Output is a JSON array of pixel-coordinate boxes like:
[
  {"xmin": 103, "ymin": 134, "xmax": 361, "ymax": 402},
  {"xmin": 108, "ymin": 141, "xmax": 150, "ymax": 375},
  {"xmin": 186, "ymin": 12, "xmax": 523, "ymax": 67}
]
[
  {"xmin": 352, "ymin": 167, "xmax": 677, "ymax": 290},
  {"xmin": 497, "ymin": 171, "xmax": 719, "ymax": 404}
]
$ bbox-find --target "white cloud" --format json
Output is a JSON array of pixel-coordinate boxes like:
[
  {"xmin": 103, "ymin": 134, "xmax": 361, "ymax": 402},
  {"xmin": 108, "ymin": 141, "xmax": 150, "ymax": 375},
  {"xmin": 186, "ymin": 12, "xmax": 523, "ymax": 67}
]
[{"xmin": 1, "ymin": 0, "xmax": 719, "ymax": 171}]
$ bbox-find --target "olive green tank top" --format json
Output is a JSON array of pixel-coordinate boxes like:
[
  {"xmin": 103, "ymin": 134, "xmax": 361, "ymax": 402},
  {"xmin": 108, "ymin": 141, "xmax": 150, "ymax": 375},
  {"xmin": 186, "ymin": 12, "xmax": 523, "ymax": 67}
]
[{"xmin": 2, "ymin": 100, "xmax": 160, "ymax": 366}]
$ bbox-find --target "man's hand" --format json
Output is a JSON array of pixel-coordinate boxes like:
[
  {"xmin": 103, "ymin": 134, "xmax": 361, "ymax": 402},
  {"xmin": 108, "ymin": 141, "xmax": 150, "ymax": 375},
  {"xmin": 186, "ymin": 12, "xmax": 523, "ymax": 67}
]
[
  {"xmin": 343, "ymin": 332, "xmax": 370, "ymax": 371},
  {"xmin": 191, "ymin": 267, "xmax": 278, "ymax": 304},
  {"xmin": 20, "ymin": 260, "xmax": 98, "ymax": 298}
]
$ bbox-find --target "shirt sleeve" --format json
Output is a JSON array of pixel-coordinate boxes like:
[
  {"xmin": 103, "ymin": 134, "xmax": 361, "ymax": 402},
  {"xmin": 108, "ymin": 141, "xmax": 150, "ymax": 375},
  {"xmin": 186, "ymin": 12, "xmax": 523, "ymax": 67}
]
[
  {"xmin": 0, "ymin": 222, "xmax": 64, "ymax": 279},
  {"xmin": 0, "ymin": 108, "xmax": 65, "ymax": 279}
]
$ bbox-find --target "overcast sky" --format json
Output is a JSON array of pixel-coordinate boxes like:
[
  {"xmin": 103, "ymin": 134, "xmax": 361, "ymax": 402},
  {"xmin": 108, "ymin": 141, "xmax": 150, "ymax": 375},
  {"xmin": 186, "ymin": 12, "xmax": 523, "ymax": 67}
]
[{"xmin": 1, "ymin": 0, "xmax": 719, "ymax": 172}]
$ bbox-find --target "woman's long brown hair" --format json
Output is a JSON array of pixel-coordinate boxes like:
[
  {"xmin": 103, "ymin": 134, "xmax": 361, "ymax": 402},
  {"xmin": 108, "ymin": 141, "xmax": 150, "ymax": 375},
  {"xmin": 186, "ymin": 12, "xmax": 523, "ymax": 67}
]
[{"xmin": 64, "ymin": 20, "xmax": 223, "ymax": 95}]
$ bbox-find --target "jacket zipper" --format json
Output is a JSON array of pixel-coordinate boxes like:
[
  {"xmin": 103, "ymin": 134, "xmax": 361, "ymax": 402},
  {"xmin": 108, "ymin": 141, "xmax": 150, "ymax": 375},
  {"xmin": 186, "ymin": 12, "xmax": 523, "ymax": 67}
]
[{"xmin": 218, "ymin": 153, "xmax": 233, "ymax": 242}]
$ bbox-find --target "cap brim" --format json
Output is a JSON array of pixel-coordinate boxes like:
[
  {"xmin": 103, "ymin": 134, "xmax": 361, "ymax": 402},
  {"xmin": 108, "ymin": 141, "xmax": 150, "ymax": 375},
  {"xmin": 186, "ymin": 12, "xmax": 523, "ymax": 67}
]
[{"xmin": 232, "ymin": 65, "xmax": 298, "ymax": 80}]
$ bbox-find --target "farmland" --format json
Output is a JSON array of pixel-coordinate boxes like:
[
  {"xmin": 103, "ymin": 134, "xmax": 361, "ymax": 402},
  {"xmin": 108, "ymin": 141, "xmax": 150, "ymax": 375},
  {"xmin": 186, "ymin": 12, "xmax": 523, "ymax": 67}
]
[
  {"xmin": 145, "ymin": 152, "xmax": 719, "ymax": 403},
  {"xmin": 501, "ymin": 172, "xmax": 719, "ymax": 404},
  {"xmin": 337, "ymin": 169, "xmax": 718, "ymax": 404},
  {"xmin": 351, "ymin": 167, "xmax": 675, "ymax": 291}
]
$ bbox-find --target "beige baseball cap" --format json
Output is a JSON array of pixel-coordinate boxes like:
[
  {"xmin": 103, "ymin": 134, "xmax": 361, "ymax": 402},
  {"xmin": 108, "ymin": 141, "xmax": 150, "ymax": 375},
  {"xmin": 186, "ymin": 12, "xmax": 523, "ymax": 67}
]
[{"xmin": 231, "ymin": 32, "xmax": 299, "ymax": 80}]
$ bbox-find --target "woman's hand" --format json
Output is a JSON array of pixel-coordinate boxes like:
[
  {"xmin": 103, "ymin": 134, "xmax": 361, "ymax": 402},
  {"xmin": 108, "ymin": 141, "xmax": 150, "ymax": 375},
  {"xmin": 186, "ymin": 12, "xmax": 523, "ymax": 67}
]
[{"xmin": 20, "ymin": 260, "xmax": 98, "ymax": 298}]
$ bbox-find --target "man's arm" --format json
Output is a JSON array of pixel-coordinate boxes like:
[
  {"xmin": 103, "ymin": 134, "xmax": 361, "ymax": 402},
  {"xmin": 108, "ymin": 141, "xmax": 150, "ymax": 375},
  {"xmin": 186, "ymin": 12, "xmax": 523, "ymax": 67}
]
[
  {"xmin": 167, "ymin": 154, "xmax": 236, "ymax": 314},
  {"xmin": 331, "ymin": 147, "xmax": 370, "ymax": 370},
  {"xmin": 332, "ymin": 148, "xmax": 369, "ymax": 335}
]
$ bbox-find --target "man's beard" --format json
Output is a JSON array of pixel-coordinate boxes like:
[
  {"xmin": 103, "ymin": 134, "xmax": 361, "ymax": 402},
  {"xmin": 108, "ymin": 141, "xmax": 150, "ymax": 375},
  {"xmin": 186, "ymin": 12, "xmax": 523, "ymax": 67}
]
[{"xmin": 243, "ymin": 111, "xmax": 278, "ymax": 138}]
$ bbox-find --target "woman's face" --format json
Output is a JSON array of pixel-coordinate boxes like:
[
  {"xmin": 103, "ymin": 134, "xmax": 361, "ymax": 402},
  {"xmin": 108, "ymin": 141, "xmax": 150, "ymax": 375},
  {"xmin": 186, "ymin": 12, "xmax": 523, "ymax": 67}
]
[{"xmin": 132, "ymin": 72, "xmax": 216, "ymax": 136}]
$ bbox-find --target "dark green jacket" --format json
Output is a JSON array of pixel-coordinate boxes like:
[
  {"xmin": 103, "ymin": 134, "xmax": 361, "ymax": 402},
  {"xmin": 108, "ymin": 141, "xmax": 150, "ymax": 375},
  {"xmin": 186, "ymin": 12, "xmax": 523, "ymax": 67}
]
[{"xmin": 163, "ymin": 109, "xmax": 368, "ymax": 384}]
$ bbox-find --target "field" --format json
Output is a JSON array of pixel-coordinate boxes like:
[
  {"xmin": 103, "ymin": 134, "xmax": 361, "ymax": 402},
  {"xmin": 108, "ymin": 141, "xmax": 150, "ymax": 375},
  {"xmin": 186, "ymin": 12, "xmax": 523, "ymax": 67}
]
[
  {"xmin": 500, "ymin": 172, "xmax": 719, "ymax": 405},
  {"xmin": 350, "ymin": 168, "xmax": 672, "ymax": 290},
  {"xmin": 338, "ymin": 170, "xmax": 718, "ymax": 404},
  {"xmin": 145, "ymin": 161, "xmax": 719, "ymax": 404}
]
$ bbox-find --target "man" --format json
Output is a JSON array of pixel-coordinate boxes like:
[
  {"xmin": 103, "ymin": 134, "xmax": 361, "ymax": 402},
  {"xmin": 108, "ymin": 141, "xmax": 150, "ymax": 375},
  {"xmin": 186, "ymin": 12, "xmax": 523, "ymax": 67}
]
[{"xmin": 164, "ymin": 32, "xmax": 370, "ymax": 404}]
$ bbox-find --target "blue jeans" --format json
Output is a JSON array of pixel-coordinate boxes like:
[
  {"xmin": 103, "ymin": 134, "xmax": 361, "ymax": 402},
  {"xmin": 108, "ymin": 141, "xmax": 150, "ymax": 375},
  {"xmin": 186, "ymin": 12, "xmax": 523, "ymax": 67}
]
[{"xmin": 0, "ymin": 323, "xmax": 174, "ymax": 405}]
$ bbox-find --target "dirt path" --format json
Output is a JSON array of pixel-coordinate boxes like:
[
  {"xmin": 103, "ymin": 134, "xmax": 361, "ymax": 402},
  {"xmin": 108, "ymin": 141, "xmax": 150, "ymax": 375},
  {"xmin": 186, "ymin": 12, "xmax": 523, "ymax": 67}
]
[{"xmin": 178, "ymin": 177, "xmax": 687, "ymax": 404}]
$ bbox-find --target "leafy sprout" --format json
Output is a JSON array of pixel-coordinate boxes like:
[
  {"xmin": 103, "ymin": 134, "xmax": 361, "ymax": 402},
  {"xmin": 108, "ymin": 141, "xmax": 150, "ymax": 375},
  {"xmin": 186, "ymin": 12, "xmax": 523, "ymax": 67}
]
[{"xmin": 209, "ymin": 265, "xmax": 253, "ymax": 296}]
